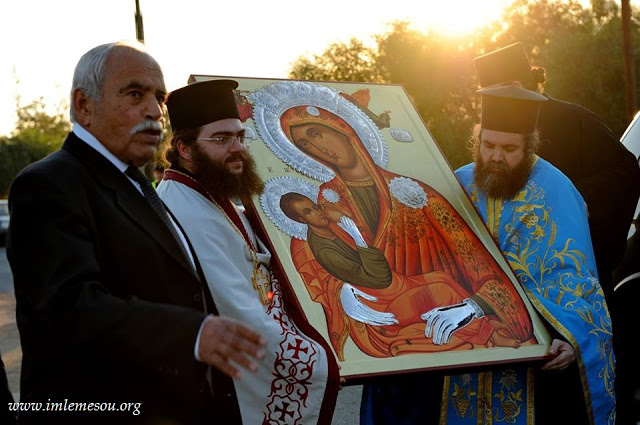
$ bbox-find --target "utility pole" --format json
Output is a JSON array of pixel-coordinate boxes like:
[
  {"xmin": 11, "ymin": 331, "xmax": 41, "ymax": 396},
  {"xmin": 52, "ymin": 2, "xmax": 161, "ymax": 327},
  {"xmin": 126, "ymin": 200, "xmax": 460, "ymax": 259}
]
[
  {"xmin": 135, "ymin": 0, "xmax": 155, "ymax": 178},
  {"xmin": 135, "ymin": 0, "xmax": 145, "ymax": 43},
  {"xmin": 621, "ymin": 0, "xmax": 637, "ymax": 123}
]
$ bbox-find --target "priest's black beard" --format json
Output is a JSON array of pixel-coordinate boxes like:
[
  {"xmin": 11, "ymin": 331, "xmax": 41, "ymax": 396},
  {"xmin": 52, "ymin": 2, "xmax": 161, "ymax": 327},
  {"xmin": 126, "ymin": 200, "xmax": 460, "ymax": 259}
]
[
  {"xmin": 474, "ymin": 157, "xmax": 532, "ymax": 199},
  {"xmin": 191, "ymin": 145, "xmax": 265, "ymax": 200}
]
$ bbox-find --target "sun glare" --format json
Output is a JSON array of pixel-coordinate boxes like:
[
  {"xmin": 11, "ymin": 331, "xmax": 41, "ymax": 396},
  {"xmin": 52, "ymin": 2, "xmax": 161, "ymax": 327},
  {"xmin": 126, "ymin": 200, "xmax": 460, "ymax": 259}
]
[{"xmin": 411, "ymin": 0, "xmax": 513, "ymax": 36}]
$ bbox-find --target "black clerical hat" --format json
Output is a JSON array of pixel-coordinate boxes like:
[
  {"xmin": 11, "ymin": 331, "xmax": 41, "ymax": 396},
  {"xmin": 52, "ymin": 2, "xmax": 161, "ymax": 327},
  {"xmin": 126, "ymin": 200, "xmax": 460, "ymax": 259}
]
[
  {"xmin": 474, "ymin": 43, "xmax": 532, "ymax": 87},
  {"xmin": 479, "ymin": 85, "xmax": 547, "ymax": 134},
  {"xmin": 166, "ymin": 79, "xmax": 240, "ymax": 131}
]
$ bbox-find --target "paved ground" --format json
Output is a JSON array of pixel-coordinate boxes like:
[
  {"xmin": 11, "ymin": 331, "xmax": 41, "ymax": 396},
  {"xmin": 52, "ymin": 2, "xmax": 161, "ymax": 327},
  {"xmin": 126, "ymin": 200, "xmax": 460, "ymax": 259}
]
[
  {"xmin": 0, "ymin": 246, "xmax": 13, "ymax": 293},
  {"xmin": 0, "ymin": 246, "xmax": 361, "ymax": 423},
  {"xmin": 0, "ymin": 248, "xmax": 20, "ymax": 401},
  {"xmin": 334, "ymin": 385, "xmax": 361, "ymax": 424}
]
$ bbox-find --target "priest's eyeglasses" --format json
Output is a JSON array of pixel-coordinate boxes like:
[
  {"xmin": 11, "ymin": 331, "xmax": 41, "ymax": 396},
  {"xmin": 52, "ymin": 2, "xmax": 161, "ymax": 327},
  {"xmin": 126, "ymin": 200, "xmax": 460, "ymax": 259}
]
[{"xmin": 196, "ymin": 135, "xmax": 247, "ymax": 147}]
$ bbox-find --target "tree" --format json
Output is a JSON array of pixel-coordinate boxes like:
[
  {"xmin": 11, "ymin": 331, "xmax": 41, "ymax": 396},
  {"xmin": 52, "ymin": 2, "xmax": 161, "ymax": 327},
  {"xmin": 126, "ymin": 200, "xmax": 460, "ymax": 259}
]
[
  {"xmin": 483, "ymin": 0, "xmax": 595, "ymax": 59},
  {"xmin": 12, "ymin": 97, "xmax": 70, "ymax": 151},
  {"xmin": 0, "ymin": 97, "xmax": 70, "ymax": 197},
  {"xmin": 375, "ymin": 22, "xmax": 481, "ymax": 167},
  {"xmin": 289, "ymin": 37, "xmax": 385, "ymax": 83},
  {"xmin": 542, "ymin": 16, "xmax": 629, "ymax": 136},
  {"xmin": 290, "ymin": 22, "xmax": 482, "ymax": 168},
  {"xmin": 287, "ymin": 0, "xmax": 637, "ymax": 168}
]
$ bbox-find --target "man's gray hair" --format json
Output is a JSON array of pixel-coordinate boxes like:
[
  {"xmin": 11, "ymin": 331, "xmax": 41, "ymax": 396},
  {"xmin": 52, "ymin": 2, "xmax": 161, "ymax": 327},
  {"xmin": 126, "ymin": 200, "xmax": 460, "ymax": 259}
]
[{"xmin": 69, "ymin": 41, "xmax": 146, "ymax": 123}]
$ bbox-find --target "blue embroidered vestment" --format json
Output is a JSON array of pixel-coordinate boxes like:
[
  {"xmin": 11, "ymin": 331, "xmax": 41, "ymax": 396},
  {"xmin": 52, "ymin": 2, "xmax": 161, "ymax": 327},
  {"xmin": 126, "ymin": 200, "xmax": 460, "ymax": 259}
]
[{"xmin": 452, "ymin": 157, "xmax": 615, "ymax": 425}]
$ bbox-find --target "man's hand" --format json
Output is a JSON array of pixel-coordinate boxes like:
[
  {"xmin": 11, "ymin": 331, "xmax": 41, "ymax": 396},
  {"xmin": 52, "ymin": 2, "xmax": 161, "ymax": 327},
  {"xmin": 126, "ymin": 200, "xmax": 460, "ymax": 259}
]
[
  {"xmin": 338, "ymin": 365, "xmax": 346, "ymax": 390},
  {"xmin": 421, "ymin": 299, "xmax": 482, "ymax": 345},
  {"xmin": 337, "ymin": 216, "xmax": 368, "ymax": 248},
  {"xmin": 340, "ymin": 283, "xmax": 398, "ymax": 326},
  {"xmin": 584, "ymin": 201, "xmax": 590, "ymax": 219},
  {"xmin": 197, "ymin": 315, "xmax": 267, "ymax": 379},
  {"xmin": 541, "ymin": 339, "xmax": 576, "ymax": 371}
]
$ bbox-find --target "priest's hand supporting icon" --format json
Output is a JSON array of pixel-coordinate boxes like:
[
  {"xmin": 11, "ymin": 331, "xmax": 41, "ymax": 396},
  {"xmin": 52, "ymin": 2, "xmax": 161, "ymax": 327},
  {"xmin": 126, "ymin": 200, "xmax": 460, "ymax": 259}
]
[
  {"xmin": 541, "ymin": 339, "xmax": 576, "ymax": 371},
  {"xmin": 340, "ymin": 283, "xmax": 398, "ymax": 326},
  {"xmin": 421, "ymin": 298, "xmax": 485, "ymax": 345},
  {"xmin": 197, "ymin": 315, "xmax": 267, "ymax": 379}
]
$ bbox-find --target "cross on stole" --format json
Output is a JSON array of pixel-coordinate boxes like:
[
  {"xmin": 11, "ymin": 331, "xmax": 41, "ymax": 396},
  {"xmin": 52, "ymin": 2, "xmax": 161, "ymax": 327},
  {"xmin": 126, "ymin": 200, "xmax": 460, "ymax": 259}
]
[
  {"xmin": 274, "ymin": 401, "xmax": 296, "ymax": 421},
  {"xmin": 287, "ymin": 338, "xmax": 309, "ymax": 360}
]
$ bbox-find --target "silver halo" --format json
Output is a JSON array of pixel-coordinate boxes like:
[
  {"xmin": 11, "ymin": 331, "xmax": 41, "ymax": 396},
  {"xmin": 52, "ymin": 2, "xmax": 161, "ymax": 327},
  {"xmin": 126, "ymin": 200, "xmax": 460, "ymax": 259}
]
[
  {"xmin": 248, "ymin": 81, "xmax": 389, "ymax": 183},
  {"xmin": 259, "ymin": 176, "xmax": 320, "ymax": 241}
]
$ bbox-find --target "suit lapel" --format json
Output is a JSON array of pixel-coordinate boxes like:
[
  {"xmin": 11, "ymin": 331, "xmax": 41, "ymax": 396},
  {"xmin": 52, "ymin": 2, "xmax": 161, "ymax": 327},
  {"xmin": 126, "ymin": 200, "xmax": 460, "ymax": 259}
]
[
  {"xmin": 168, "ymin": 207, "xmax": 220, "ymax": 316},
  {"xmin": 62, "ymin": 133, "xmax": 199, "ymax": 279}
]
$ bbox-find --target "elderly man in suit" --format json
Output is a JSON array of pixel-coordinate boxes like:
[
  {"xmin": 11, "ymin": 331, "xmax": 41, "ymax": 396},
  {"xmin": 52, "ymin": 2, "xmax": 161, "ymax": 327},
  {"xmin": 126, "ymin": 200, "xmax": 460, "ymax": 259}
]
[{"xmin": 6, "ymin": 41, "xmax": 265, "ymax": 425}]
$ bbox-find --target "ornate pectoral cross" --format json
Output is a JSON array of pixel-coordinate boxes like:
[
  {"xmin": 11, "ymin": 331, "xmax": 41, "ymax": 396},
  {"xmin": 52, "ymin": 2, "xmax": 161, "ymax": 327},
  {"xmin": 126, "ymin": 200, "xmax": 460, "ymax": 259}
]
[{"xmin": 252, "ymin": 265, "xmax": 273, "ymax": 305}]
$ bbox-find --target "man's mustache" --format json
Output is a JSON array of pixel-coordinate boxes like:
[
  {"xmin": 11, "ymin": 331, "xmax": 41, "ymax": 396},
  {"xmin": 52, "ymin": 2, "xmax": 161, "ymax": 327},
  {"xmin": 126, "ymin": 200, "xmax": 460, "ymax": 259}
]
[
  {"xmin": 485, "ymin": 161, "xmax": 509, "ymax": 173},
  {"xmin": 130, "ymin": 120, "xmax": 163, "ymax": 136},
  {"xmin": 226, "ymin": 153, "xmax": 246, "ymax": 163}
]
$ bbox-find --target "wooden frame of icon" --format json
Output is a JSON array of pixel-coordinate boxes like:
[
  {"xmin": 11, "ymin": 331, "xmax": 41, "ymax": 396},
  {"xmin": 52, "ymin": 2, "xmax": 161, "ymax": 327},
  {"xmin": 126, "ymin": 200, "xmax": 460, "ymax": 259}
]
[{"xmin": 189, "ymin": 75, "xmax": 552, "ymax": 380}]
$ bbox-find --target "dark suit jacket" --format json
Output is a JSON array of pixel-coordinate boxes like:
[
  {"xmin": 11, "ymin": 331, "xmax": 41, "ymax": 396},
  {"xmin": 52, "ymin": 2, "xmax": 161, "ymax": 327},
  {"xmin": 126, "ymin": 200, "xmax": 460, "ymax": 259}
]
[
  {"xmin": 6, "ymin": 132, "xmax": 241, "ymax": 424},
  {"xmin": 536, "ymin": 96, "xmax": 640, "ymax": 298}
]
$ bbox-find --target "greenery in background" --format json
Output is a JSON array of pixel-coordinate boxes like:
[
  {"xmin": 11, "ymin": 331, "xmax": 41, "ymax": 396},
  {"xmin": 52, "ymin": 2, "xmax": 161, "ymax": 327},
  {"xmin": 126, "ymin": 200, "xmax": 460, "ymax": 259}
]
[
  {"xmin": 1, "ymin": 0, "xmax": 637, "ymax": 196},
  {"xmin": 0, "ymin": 97, "xmax": 70, "ymax": 197},
  {"xmin": 289, "ymin": 0, "xmax": 639, "ymax": 169}
]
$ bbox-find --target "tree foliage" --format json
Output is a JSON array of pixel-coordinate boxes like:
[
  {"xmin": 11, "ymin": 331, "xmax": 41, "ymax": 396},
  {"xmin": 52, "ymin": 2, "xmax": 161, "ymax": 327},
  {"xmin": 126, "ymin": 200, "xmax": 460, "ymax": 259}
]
[
  {"xmin": 288, "ymin": 38, "xmax": 385, "ymax": 83},
  {"xmin": 289, "ymin": 0, "xmax": 638, "ymax": 169},
  {"xmin": 376, "ymin": 22, "xmax": 482, "ymax": 166},
  {"xmin": 0, "ymin": 97, "xmax": 70, "ymax": 197}
]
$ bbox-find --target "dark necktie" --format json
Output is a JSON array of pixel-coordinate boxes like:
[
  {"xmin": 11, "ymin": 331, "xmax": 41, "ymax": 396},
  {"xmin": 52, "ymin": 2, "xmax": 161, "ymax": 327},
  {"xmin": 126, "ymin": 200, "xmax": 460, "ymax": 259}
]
[{"xmin": 125, "ymin": 166, "xmax": 191, "ymax": 263}]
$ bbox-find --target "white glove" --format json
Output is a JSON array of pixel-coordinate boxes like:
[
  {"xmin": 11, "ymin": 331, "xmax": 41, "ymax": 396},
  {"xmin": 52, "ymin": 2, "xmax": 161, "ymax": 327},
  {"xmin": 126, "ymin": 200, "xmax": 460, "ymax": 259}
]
[
  {"xmin": 337, "ymin": 216, "xmax": 367, "ymax": 248},
  {"xmin": 340, "ymin": 283, "xmax": 398, "ymax": 326},
  {"xmin": 420, "ymin": 298, "xmax": 484, "ymax": 345}
]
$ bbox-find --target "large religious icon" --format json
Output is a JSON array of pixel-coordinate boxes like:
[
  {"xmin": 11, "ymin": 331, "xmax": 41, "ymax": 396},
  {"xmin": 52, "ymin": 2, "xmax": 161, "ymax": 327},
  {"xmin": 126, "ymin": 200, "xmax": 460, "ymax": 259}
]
[{"xmin": 190, "ymin": 76, "xmax": 551, "ymax": 379}]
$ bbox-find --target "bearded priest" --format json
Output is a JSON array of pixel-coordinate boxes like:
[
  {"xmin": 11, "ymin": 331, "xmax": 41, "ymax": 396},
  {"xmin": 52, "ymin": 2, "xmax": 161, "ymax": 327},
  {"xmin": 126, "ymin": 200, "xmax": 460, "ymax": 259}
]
[
  {"xmin": 157, "ymin": 79, "xmax": 339, "ymax": 425},
  {"xmin": 453, "ymin": 84, "xmax": 615, "ymax": 425}
]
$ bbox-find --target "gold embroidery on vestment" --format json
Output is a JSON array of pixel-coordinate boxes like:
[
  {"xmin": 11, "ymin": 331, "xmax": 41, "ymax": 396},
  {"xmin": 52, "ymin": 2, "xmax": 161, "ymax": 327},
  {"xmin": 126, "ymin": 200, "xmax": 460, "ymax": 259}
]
[{"xmin": 344, "ymin": 179, "xmax": 375, "ymax": 187}]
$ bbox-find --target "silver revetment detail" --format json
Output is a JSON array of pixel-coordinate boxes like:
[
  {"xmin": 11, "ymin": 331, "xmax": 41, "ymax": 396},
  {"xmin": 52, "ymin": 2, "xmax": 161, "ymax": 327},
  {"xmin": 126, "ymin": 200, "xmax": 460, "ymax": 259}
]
[
  {"xmin": 306, "ymin": 106, "xmax": 320, "ymax": 116},
  {"xmin": 248, "ymin": 81, "xmax": 389, "ymax": 182},
  {"xmin": 389, "ymin": 128, "xmax": 414, "ymax": 143},
  {"xmin": 259, "ymin": 176, "xmax": 320, "ymax": 240},
  {"xmin": 388, "ymin": 177, "xmax": 428, "ymax": 209},
  {"xmin": 243, "ymin": 125, "xmax": 258, "ymax": 140},
  {"xmin": 321, "ymin": 188, "xmax": 340, "ymax": 203}
]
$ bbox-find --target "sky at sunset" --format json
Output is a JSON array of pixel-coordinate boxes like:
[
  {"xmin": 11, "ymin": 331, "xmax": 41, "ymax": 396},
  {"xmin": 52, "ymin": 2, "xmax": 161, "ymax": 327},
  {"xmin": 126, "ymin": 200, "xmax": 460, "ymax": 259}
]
[{"xmin": 0, "ymin": 0, "xmax": 617, "ymax": 136}]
